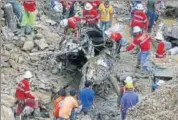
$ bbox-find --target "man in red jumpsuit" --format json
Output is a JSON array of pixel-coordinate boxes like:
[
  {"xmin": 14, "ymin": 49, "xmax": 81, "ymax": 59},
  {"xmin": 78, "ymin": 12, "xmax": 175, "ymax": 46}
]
[
  {"xmin": 130, "ymin": 4, "xmax": 148, "ymax": 37},
  {"xmin": 125, "ymin": 26, "xmax": 152, "ymax": 75},
  {"xmin": 15, "ymin": 71, "xmax": 39, "ymax": 119},
  {"xmin": 155, "ymin": 33, "xmax": 166, "ymax": 58},
  {"xmin": 83, "ymin": 2, "xmax": 100, "ymax": 26},
  {"xmin": 110, "ymin": 32, "xmax": 123, "ymax": 57},
  {"xmin": 60, "ymin": 16, "xmax": 81, "ymax": 38}
]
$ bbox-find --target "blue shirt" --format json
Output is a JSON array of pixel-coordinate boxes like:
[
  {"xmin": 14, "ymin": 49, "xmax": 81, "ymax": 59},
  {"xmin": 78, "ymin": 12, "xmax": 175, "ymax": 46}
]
[
  {"xmin": 79, "ymin": 88, "xmax": 95, "ymax": 109},
  {"xmin": 121, "ymin": 91, "xmax": 139, "ymax": 113}
]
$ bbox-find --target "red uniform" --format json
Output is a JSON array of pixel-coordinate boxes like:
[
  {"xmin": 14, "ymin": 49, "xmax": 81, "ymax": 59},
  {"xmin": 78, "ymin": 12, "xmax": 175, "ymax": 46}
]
[
  {"xmin": 131, "ymin": 11, "xmax": 148, "ymax": 31},
  {"xmin": 15, "ymin": 80, "xmax": 38, "ymax": 116},
  {"xmin": 156, "ymin": 41, "xmax": 166, "ymax": 58},
  {"xmin": 110, "ymin": 32, "xmax": 122, "ymax": 41},
  {"xmin": 89, "ymin": 1, "xmax": 101, "ymax": 9},
  {"xmin": 68, "ymin": 16, "xmax": 81, "ymax": 30},
  {"xmin": 16, "ymin": 79, "xmax": 35, "ymax": 100},
  {"xmin": 126, "ymin": 33, "xmax": 152, "ymax": 52},
  {"xmin": 83, "ymin": 9, "xmax": 99, "ymax": 24},
  {"xmin": 23, "ymin": 0, "xmax": 36, "ymax": 12}
]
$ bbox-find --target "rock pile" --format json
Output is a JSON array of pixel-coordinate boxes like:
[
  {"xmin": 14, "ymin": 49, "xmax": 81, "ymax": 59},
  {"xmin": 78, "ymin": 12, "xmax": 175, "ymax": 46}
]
[{"xmin": 126, "ymin": 77, "xmax": 178, "ymax": 120}]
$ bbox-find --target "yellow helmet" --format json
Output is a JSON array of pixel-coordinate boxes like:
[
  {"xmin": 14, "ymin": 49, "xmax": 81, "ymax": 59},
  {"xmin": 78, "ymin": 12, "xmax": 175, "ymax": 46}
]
[{"xmin": 125, "ymin": 82, "xmax": 134, "ymax": 89}]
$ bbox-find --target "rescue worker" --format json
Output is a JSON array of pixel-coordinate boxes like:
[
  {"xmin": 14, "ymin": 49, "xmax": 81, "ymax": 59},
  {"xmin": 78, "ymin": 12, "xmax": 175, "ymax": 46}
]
[
  {"xmin": 60, "ymin": 16, "xmax": 81, "ymax": 38},
  {"xmin": 61, "ymin": 0, "xmax": 74, "ymax": 18},
  {"xmin": 83, "ymin": 2, "xmax": 100, "ymax": 27},
  {"xmin": 130, "ymin": 0, "xmax": 142, "ymax": 18},
  {"xmin": 109, "ymin": 32, "xmax": 123, "ymax": 57},
  {"xmin": 130, "ymin": 4, "xmax": 148, "ymax": 35},
  {"xmin": 59, "ymin": 89, "xmax": 79, "ymax": 120},
  {"xmin": 10, "ymin": 0, "xmax": 22, "ymax": 24},
  {"xmin": 125, "ymin": 26, "xmax": 152, "ymax": 75},
  {"xmin": 118, "ymin": 76, "xmax": 134, "ymax": 107},
  {"xmin": 146, "ymin": 0, "xmax": 158, "ymax": 33},
  {"xmin": 98, "ymin": 1, "xmax": 113, "ymax": 32},
  {"xmin": 15, "ymin": 71, "xmax": 39, "ymax": 120},
  {"xmin": 79, "ymin": 80, "xmax": 95, "ymax": 119},
  {"xmin": 53, "ymin": 89, "xmax": 67, "ymax": 120},
  {"xmin": 155, "ymin": 33, "xmax": 166, "ymax": 58},
  {"xmin": 121, "ymin": 82, "xmax": 139, "ymax": 120},
  {"xmin": 21, "ymin": 0, "xmax": 36, "ymax": 34}
]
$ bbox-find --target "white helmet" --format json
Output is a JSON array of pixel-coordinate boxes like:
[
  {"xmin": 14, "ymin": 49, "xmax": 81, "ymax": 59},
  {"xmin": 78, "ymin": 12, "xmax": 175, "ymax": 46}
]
[
  {"xmin": 60, "ymin": 19, "xmax": 68, "ymax": 28},
  {"xmin": 133, "ymin": 26, "xmax": 142, "ymax": 33},
  {"xmin": 136, "ymin": 4, "xmax": 144, "ymax": 10},
  {"xmin": 84, "ymin": 2, "xmax": 93, "ymax": 10},
  {"xmin": 23, "ymin": 71, "xmax": 32, "ymax": 79},
  {"xmin": 155, "ymin": 33, "xmax": 164, "ymax": 41},
  {"xmin": 124, "ymin": 76, "xmax": 133, "ymax": 84}
]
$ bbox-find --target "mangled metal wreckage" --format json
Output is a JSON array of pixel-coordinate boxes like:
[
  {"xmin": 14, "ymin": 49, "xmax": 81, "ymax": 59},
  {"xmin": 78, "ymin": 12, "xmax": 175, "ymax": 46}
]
[{"xmin": 56, "ymin": 26, "xmax": 120, "ymax": 96}]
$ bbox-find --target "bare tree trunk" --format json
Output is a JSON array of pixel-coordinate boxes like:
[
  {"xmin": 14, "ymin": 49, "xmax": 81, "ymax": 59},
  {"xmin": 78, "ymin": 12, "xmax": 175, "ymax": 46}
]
[{"xmin": 3, "ymin": 3, "xmax": 17, "ymax": 31}]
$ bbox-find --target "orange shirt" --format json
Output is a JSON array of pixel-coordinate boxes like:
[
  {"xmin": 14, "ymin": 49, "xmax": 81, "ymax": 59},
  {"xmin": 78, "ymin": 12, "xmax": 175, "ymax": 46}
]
[
  {"xmin": 53, "ymin": 96, "xmax": 65, "ymax": 116},
  {"xmin": 59, "ymin": 96, "xmax": 79, "ymax": 119}
]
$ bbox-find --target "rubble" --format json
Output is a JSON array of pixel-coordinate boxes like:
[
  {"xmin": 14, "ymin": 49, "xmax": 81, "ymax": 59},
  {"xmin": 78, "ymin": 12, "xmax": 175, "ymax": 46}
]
[
  {"xmin": 22, "ymin": 40, "xmax": 35, "ymax": 51},
  {"xmin": 34, "ymin": 39, "xmax": 48, "ymax": 50},
  {"xmin": 126, "ymin": 78, "xmax": 178, "ymax": 120},
  {"xmin": 1, "ymin": 1, "xmax": 178, "ymax": 120}
]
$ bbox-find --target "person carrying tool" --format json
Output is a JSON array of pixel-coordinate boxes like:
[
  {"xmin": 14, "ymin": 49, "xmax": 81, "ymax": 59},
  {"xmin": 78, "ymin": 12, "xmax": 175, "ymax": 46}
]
[
  {"xmin": 155, "ymin": 33, "xmax": 166, "ymax": 58},
  {"xmin": 60, "ymin": 16, "xmax": 81, "ymax": 38},
  {"xmin": 124, "ymin": 26, "xmax": 152, "ymax": 76},
  {"xmin": 121, "ymin": 82, "xmax": 139, "ymax": 120},
  {"xmin": 15, "ymin": 71, "xmax": 39, "ymax": 120},
  {"xmin": 59, "ymin": 89, "xmax": 79, "ymax": 120},
  {"xmin": 53, "ymin": 89, "xmax": 67, "ymax": 120},
  {"xmin": 79, "ymin": 80, "xmax": 95, "ymax": 119},
  {"xmin": 83, "ymin": 2, "xmax": 100, "ymax": 26},
  {"xmin": 21, "ymin": 0, "xmax": 36, "ymax": 34},
  {"xmin": 130, "ymin": 4, "xmax": 148, "ymax": 36}
]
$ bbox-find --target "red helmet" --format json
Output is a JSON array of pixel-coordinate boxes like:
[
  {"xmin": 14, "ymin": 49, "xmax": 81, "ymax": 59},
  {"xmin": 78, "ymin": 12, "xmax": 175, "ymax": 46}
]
[{"xmin": 110, "ymin": 33, "xmax": 122, "ymax": 41}]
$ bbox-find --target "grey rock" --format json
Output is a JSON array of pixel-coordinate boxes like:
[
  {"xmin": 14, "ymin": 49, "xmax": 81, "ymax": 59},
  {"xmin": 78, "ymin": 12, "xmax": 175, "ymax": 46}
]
[
  {"xmin": 35, "ymin": 39, "xmax": 48, "ymax": 50},
  {"xmin": 5, "ymin": 44, "xmax": 15, "ymax": 51},
  {"xmin": 1, "ymin": 105, "xmax": 15, "ymax": 120},
  {"xmin": 1, "ymin": 94, "xmax": 15, "ymax": 107},
  {"xmin": 51, "ymin": 68, "xmax": 59, "ymax": 74},
  {"xmin": 18, "ymin": 56, "xmax": 25, "ymax": 64},
  {"xmin": 1, "ymin": 61, "xmax": 10, "ymax": 68},
  {"xmin": 2, "ymin": 56, "xmax": 10, "ymax": 62},
  {"xmin": 30, "ymin": 56, "xmax": 39, "ymax": 63},
  {"xmin": 9, "ymin": 59, "xmax": 18, "ymax": 69},
  {"xmin": 33, "ymin": 33, "xmax": 44, "ymax": 40},
  {"xmin": 22, "ymin": 40, "xmax": 34, "ymax": 51},
  {"xmin": 32, "ymin": 91, "xmax": 52, "ymax": 104},
  {"xmin": 10, "ymin": 53, "xmax": 19, "ymax": 62}
]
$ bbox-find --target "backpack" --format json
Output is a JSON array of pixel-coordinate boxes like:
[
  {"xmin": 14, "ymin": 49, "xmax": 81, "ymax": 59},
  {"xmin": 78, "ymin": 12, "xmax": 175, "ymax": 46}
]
[{"xmin": 54, "ymin": 100, "xmax": 64, "ymax": 118}]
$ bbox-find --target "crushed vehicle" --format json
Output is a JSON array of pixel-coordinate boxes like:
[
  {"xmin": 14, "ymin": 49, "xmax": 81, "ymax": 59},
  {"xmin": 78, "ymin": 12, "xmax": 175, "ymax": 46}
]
[{"xmin": 56, "ymin": 25, "xmax": 120, "ymax": 96}]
